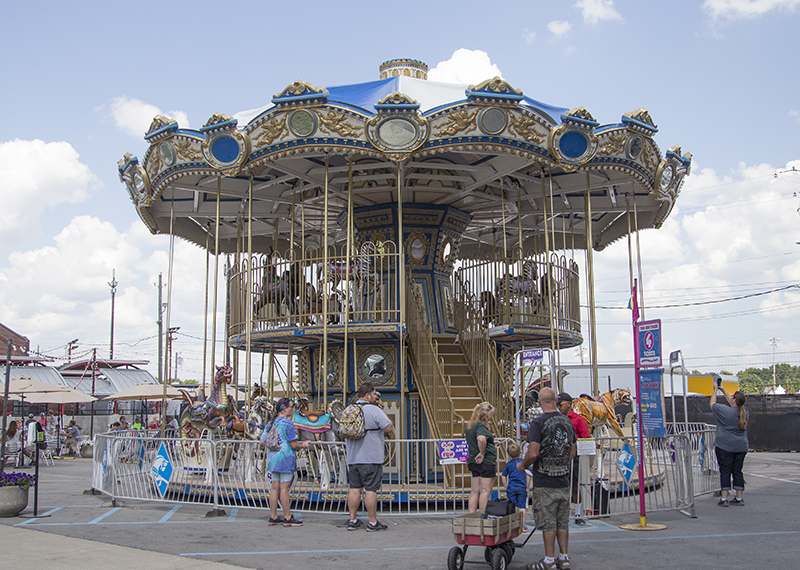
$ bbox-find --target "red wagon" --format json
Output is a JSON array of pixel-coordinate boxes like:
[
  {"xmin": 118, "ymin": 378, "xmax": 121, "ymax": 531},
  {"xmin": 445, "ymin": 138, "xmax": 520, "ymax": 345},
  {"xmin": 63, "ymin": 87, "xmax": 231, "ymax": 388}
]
[{"xmin": 448, "ymin": 510, "xmax": 536, "ymax": 570}]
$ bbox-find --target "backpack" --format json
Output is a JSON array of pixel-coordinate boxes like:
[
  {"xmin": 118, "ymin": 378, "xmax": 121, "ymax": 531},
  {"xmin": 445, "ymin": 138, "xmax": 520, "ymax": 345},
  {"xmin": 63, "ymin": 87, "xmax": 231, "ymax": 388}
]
[
  {"xmin": 264, "ymin": 420, "xmax": 282, "ymax": 451},
  {"xmin": 338, "ymin": 403, "xmax": 367, "ymax": 439}
]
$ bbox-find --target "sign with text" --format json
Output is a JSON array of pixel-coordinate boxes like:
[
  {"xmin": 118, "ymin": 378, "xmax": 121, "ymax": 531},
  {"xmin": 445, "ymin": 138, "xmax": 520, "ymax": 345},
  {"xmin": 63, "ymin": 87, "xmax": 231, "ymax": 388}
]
[
  {"xmin": 636, "ymin": 319, "xmax": 662, "ymax": 368},
  {"xmin": 638, "ymin": 368, "xmax": 667, "ymax": 438},
  {"xmin": 521, "ymin": 349, "xmax": 544, "ymax": 363},
  {"xmin": 438, "ymin": 439, "xmax": 469, "ymax": 465}
]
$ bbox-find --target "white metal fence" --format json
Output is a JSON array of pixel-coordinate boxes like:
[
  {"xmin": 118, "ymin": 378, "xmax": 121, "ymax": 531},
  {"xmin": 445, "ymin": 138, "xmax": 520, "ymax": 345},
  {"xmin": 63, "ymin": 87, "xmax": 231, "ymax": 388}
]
[{"xmin": 92, "ymin": 427, "xmax": 719, "ymax": 519}]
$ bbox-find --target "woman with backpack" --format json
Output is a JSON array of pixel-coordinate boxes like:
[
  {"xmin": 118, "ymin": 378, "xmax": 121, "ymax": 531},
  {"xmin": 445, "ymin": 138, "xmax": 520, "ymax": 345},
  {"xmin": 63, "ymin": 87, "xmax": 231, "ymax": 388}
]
[{"xmin": 260, "ymin": 397, "xmax": 310, "ymax": 526}]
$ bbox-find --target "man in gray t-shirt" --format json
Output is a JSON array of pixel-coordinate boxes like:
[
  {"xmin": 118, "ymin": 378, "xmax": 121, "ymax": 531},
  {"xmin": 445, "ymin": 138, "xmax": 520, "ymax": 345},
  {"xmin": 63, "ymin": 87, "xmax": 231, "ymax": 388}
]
[{"xmin": 345, "ymin": 382, "xmax": 392, "ymax": 532}]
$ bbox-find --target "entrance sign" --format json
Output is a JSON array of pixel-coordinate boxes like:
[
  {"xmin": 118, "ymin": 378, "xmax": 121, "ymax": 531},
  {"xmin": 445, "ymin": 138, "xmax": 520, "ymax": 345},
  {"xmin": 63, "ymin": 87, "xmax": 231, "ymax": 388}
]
[
  {"xmin": 438, "ymin": 439, "xmax": 469, "ymax": 465},
  {"xmin": 638, "ymin": 368, "xmax": 666, "ymax": 437},
  {"xmin": 521, "ymin": 349, "xmax": 544, "ymax": 363},
  {"xmin": 636, "ymin": 319, "xmax": 662, "ymax": 368}
]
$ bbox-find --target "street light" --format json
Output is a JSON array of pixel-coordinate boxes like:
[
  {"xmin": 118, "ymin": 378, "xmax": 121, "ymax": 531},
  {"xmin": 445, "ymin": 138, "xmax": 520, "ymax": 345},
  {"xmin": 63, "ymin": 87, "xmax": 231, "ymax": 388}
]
[
  {"xmin": 67, "ymin": 339, "xmax": 79, "ymax": 362},
  {"xmin": 769, "ymin": 337, "xmax": 780, "ymax": 388}
]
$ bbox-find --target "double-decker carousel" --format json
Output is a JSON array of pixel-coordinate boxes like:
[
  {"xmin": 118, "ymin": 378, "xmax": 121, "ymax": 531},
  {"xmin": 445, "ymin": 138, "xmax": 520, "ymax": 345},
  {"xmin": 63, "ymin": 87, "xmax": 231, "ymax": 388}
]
[{"xmin": 117, "ymin": 59, "xmax": 689, "ymax": 506}]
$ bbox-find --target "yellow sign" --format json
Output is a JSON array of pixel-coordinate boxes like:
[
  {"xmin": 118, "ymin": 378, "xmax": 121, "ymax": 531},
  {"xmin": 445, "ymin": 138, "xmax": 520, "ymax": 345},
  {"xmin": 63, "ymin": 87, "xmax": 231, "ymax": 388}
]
[{"xmin": 687, "ymin": 375, "xmax": 739, "ymax": 396}]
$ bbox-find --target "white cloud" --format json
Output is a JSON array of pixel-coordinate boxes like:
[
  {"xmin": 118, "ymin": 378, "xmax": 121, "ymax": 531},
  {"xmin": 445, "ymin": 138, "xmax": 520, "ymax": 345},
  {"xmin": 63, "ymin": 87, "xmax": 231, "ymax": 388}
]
[
  {"xmin": 548, "ymin": 20, "xmax": 573, "ymax": 39},
  {"xmin": 703, "ymin": 0, "xmax": 800, "ymax": 20},
  {"xmin": 790, "ymin": 110, "xmax": 800, "ymax": 122},
  {"xmin": 575, "ymin": 0, "xmax": 623, "ymax": 25},
  {"xmin": 522, "ymin": 28, "xmax": 536, "ymax": 45},
  {"xmin": 428, "ymin": 49, "xmax": 503, "ymax": 84},
  {"xmin": 0, "ymin": 139, "xmax": 98, "ymax": 246},
  {"xmin": 0, "ymin": 215, "xmax": 220, "ymax": 377},
  {"xmin": 108, "ymin": 96, "xmax": 190, "ymax": 138}
]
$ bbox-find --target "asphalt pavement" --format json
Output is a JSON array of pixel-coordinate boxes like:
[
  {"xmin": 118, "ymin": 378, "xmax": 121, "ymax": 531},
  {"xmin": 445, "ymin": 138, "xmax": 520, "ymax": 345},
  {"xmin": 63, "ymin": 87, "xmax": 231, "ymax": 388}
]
[{"xmin": 1, "ymin": 451, "xmax": 798, "ymax": 569}]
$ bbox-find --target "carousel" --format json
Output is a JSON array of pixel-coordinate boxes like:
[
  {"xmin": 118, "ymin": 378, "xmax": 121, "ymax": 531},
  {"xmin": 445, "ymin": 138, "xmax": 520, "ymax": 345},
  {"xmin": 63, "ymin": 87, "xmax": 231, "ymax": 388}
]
[{"xmin": 116, "ymin": 59, "xmax": 689, "ymax": 506}]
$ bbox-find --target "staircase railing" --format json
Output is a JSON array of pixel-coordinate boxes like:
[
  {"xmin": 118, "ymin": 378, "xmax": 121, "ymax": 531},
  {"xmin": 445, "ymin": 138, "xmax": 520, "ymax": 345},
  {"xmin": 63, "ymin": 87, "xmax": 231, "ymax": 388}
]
[
  {"xmin": 405, "ymin": 272, "xmax": 455, "ymax": 439},
  {"xmin": 453, "ymin": 272, "xmax": 512, "ymax": 438}
]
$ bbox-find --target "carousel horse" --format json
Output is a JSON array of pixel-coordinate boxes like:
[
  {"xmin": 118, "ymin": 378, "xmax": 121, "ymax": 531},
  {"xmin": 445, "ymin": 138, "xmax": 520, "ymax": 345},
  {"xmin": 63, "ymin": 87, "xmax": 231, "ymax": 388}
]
[
  {"xmin": 572, "ymin": 389, "xmax": 632, "ymax": 438},
  {"xmin": 292, "ymin": 400, "xmax": 346, "ymax": 490},
  {"xmin": 242, "ymin": 395, "xmax": 274, "ymax": 482},
  {"xmin": 178, "ymin": 365, "xmax": 244, "ymax": 439},
  {"xmin": 479, "ymin": 290, "xmax": 497, "ymax": 327}
]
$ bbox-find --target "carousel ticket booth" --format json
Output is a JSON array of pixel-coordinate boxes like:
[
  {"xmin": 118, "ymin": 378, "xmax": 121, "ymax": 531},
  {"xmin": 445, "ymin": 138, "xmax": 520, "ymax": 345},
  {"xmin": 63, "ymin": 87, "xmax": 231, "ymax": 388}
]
[{"xmin": 118, "ymin": 58, "xmax": 690, "ymax": 502}]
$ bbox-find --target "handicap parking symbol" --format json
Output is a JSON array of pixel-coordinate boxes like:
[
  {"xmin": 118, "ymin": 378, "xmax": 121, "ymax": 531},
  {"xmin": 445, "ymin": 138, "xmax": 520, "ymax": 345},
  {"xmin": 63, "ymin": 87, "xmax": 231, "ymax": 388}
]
[
  {"xmin": 151, "ymin": 442, "xmax": 173, "ymax": 498},
  {"xmin": 617, "ymin": 443, "xmax": 637, "ymax": 486}
]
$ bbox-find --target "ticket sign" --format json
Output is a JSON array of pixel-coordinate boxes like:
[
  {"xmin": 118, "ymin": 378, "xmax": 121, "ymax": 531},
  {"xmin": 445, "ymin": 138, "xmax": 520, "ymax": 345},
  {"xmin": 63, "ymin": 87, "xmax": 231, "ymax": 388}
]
[
  {"xmin": 636, "ymin": 319, "xmax": 662, "ymax": 368},
  {"xmin": 438, "ymin": 439, "xmax": 469, "ymax": 465}
]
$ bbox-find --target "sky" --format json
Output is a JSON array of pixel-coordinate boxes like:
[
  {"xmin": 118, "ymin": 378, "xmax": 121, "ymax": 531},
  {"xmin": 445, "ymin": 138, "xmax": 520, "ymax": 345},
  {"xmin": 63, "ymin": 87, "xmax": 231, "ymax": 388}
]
[{"xmin": 1, "ymin": 0, "xmax": 800, "ymax": 384}]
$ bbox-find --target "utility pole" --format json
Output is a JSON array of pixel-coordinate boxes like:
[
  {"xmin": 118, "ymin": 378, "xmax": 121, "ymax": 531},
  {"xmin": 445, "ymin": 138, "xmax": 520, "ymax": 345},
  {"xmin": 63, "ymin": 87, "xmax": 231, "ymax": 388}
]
[
  {"xmin": 167, "ymin": 327, "xmax": 180, "ymax": 382},
  {"xmin": 156, "ymin": 273, "xmax": 163, "ymax": 384},
  {"xmin": 770, "ymin": 337, "xmax": 780, "ymax": 388},
  {"xmin": 67, "ymin": 339, "xmax": 79, "ymax": 362},
  {"xmin": 109, "ymin": 269, "xmax": 118, "ymax": 360}
]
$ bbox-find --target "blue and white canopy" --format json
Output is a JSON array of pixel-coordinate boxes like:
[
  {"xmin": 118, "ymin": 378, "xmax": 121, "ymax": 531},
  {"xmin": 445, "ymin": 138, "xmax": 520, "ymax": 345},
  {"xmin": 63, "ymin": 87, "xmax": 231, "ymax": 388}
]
[{"xmin": 119, "ymin": 59, "xmax": 691, "ymax": 254}]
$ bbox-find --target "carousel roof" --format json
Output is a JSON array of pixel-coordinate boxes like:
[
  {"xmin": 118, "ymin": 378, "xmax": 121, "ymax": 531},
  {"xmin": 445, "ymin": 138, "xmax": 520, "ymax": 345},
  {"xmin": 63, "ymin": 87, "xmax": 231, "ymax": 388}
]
[{"xmin": 119, "ymin": 58, "xmax": 691, "ymax": 256}]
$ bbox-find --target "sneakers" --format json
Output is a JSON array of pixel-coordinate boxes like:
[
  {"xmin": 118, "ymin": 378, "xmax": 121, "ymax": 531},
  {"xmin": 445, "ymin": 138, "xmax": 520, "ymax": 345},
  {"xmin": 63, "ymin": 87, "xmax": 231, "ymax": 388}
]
[
  {"xmin": 717, "ymin": 498, "xmax": 729, "ymax": 507},
  {"xmin": 731, "ymin": 498, "xmax": 744, "ymax": 506},
  {"xmin": 283, "ymin": 516, "xmax": 303, "ymax": 526},
  {"xmin": 346, "ymin": 519, "xmax": 364, "ymax": 531},
  {"xmin": 366, "ymin": 520, "xmax": 388, "ymax": 532},
  {"xmin": 574, "ymin": 517, "xmax": 587, "ymax": 526},
  {"xmin": 268, "ymin": 516, "xmax": 284, "ymax": 525},
  {"xmin": 528, "ymin": 558, "xmax": 558, "ymax": 570}
]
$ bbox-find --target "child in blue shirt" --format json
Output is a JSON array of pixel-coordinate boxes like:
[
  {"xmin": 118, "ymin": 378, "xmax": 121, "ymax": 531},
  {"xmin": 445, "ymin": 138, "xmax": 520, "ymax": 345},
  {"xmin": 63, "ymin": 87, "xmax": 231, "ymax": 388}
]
[{"xmin": 501, "ymin": 442, "xmax": 532, "ymax": 528}]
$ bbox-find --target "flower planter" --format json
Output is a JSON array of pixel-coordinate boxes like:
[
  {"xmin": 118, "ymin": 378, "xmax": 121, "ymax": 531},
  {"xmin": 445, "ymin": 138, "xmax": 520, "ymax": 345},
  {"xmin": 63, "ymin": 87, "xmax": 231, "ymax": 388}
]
[
  {"xmin": 80, "ymin": 445, "xmax": 94, "ymax": 458},
  {"xmin": 0, "ymin": 486, "xmax": 29, "ymax": 517}
]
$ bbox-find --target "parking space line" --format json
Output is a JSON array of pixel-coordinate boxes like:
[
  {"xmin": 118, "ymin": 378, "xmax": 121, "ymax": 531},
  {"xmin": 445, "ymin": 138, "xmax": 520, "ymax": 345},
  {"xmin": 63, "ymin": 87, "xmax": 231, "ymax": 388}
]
[
  {"xmin": 178, "ymin": 530, "xmax": 800, "ymax": 557},
  {"xmin": 747, "ymin": 472, "xmax": 800, "ymax": 485},
  {"xmin": 88, "ymin": 507, "xmax": 121, "ymax": 524},
  {"xmin": 228, "ymin": 508, "xmax": 238, "ymax": 521},
  {"xmin": 158, "ymin": 505, "xmax": 181, "ymax": 523},
  {"xmin": 14, "ymin": 507, "xmax": 64, "ymax": 526}
]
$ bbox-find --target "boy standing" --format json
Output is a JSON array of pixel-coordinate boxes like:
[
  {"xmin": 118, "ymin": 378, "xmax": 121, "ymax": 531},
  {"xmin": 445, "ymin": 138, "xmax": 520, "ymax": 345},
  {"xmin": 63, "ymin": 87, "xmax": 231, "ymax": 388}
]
[{"xmin": 501, "ymin": 442, "xmax": 531, "ymax": 527}]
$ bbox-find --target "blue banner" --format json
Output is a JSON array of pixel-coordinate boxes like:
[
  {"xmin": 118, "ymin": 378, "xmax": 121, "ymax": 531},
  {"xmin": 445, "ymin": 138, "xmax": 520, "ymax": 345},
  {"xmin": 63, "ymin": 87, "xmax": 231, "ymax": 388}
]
[{"xmin": 638, "ymin": 368, "xmax": 666, "ymax": 438}]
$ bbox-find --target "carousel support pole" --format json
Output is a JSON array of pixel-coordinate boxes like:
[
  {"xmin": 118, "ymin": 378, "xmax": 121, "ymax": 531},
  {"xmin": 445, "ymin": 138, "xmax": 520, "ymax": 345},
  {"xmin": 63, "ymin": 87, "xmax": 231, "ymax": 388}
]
[
  {"xmin": 549, "ymin": 175, "xmax": 562, "ymax": 391},
  {"xmin": 162, "ymin": 198, "xmax": 176, "ymax": 437},
  {"xmin": 542, "ymin": 171, "xmax": 556, "ymax": 385},
  {"xmin": 245, "ymin": 175, "xmax": 254, "ymax": 413},
  {"xmin": 344, "ymin": 158, "xmax": 354, "ymax": 405},
  {"xmin": 398, "ymin": 163, "xmax": 406, "ymax": 441},
  {"xmin": 202, "ymin": 226, "xmax": 211, "ymax": 397},
  {"xmin": 584, "ymin": 173, "xmax": 599, "ymax": 398},
  {"xmin": 322, "ymin": 155, "xmax": 330, "ymax": 411},
  {"xmin": 211, "ymin": 177, "xmax": 222, "ymax": 381},
  {"xmin": 517, "ymin": 187, "xmax": 523, "ymax": 260}
]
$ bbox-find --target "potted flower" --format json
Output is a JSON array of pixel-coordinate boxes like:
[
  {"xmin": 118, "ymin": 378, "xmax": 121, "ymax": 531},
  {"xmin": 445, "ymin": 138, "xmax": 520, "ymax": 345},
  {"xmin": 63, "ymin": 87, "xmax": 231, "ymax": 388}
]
[{"xmin": 0, "ymin": 471, "xmax": 35, "ymax": 517}]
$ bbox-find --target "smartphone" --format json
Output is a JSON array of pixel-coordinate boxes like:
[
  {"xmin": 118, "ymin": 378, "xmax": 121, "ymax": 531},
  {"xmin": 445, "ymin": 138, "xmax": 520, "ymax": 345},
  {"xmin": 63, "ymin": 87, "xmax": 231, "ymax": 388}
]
[{"xmin": 716, "ymin": 377, "xmax": 722, "ymax": 387}]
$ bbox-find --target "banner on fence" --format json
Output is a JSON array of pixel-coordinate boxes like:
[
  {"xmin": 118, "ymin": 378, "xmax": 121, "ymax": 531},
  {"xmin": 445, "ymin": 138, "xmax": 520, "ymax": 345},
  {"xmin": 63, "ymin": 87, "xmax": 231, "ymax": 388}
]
[
  {"xmin": 617, "ymin": 442, "xmax": 637, "ymax": 485},
  {"xmin": 438, "ymin": 439, "xmax": 469, "ymax": 465}
]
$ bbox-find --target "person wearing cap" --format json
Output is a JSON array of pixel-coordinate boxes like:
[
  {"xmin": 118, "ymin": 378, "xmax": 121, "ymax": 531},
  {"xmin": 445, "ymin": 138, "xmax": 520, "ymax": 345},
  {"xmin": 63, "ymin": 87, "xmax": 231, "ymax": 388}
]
[
  {"xmin": 518, "ymin": 387, "xmax": 576, "ymax": 570},
  {"xmin": 345, "ymin": 381, "xmax": 393, "ymax": 532},
  {"xmin": 557, "ymin": 392, "xmax": 591, "ymax": 526}
]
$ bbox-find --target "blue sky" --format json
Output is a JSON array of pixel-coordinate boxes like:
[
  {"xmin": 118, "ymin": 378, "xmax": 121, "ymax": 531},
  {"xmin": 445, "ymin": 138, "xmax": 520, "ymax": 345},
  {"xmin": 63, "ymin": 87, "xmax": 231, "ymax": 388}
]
[{"xmin": 2, "ymin": 1, "xmax": 800, "ymax": 383}]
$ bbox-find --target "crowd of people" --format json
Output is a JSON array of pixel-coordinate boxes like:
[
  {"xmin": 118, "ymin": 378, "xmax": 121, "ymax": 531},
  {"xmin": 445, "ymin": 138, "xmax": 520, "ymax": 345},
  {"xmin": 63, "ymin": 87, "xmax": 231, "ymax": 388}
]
[{"xmin": 3, "ymin": 411, "xmax": 84, "ymax": 463}]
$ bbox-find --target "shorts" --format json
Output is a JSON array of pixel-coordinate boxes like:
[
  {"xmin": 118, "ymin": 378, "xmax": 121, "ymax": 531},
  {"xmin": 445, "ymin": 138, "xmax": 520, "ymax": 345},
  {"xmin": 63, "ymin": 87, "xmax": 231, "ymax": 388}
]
[
  {"xmin": 506, "ymin": 489, "xmax": 528, "ymax": 509},
  {"xmin": 270, "ymin": 472, "xmax": 295, "ymax": 483},
  {"xmin": 467, "ymin": 462, "xmax": 497, "ymax": 479},
  {"xmin": 348, "ymin": 463, "xmax": 383, "ymax": 492},
  {"xmin": 532, "ymin": 486, "xmax": 570, "ymax": 532}
]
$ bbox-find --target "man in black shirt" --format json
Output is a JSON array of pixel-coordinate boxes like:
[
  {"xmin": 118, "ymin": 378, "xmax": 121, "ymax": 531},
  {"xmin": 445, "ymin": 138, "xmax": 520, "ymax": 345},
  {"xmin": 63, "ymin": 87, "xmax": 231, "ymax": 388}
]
[{"xmin": 518, "ymin": 387, "xmax": 576, "ymax": 570}]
